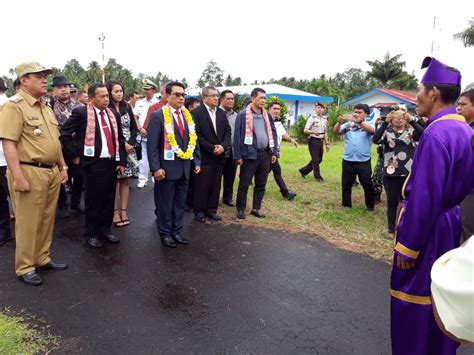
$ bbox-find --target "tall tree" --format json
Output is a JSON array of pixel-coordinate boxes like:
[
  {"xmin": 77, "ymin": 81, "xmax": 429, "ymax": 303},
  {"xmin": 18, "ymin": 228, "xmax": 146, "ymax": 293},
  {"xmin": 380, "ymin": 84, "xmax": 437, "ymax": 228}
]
[
  {"xmin": 63, "ymin": 59, "xmax": 86, "ymax": 88},
  {"xmin": 197, "ymin": 60, "xmax": 224, "ymax": 88},
  {"xmin": 366, "ymin": 52, "xmax": 406, "ymax": 87},
  {"xmin": 453, "ymin": 17, "xmax": 474, "ymax": 47},
  {"xmin": 85, "ymin": 61, "xmax": 103, "ymax": 83}
]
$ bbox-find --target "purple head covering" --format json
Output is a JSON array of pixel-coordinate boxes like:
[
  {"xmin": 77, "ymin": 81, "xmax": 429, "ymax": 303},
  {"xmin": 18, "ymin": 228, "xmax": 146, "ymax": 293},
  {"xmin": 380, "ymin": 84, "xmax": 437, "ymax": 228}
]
[{"xmin": 421, "ymin": 57, "xmax": 461, "ymax": 87}]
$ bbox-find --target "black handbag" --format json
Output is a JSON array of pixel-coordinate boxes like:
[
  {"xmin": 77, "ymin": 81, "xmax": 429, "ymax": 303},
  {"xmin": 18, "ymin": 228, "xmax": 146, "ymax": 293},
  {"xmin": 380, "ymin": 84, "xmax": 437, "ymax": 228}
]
[{"xmin": 134, "ymin": 135, "xmax": 143, "ymax": 161}]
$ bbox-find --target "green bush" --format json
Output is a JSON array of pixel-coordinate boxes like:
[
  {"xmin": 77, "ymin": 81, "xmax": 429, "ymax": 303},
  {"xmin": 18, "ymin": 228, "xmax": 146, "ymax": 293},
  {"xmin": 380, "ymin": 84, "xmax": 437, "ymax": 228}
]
[{"xmin": 294, "ymin": 114, "xmax": 311, "ymax": 144}]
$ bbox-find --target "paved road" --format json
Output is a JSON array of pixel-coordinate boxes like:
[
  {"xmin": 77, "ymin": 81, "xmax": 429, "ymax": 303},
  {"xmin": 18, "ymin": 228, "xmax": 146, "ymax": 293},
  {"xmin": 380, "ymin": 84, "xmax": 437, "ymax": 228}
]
[{"xmin": 0, "ymin": 185, "xmax": 393, "ymax": 354}]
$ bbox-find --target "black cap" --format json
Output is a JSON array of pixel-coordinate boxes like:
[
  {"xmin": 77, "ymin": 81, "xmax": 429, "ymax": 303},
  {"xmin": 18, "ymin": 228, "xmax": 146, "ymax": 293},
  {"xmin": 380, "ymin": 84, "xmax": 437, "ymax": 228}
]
[{"xmin": 52, "ymin": 76, "xmax": 71, "ymax": 87}]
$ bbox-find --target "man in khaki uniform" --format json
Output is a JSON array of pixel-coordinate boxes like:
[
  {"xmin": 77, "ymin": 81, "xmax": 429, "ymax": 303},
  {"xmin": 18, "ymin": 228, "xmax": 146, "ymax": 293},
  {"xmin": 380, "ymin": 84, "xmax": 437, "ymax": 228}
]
[{"xmin": 0, "ymin": 62, "xmax": 69, "ymax": 286}]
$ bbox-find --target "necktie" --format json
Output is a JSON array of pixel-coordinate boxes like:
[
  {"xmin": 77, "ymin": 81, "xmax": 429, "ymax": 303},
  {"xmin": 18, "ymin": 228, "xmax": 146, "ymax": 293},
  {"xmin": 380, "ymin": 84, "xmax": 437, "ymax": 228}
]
[
  {"xmin": 100, "ymin": 111, "xmax": 114, "ymax": 155},
  {"xmin": 176, "ymin": 110, "xmax": 185, "ymax": 137}
]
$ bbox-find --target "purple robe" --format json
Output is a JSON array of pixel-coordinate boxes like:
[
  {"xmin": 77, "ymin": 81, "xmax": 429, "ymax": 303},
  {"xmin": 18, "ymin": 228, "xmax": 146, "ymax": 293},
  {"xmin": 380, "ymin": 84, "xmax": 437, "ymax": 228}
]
[{"xmin": 390, "ymin": 107, "xmax": 474, "ymax": 354}]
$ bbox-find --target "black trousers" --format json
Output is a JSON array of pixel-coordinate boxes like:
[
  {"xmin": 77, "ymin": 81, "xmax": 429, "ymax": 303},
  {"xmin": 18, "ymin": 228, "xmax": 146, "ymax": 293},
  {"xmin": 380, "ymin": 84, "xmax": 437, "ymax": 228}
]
[
  {"xmin": 154, "ymin": 173, "xmax": 188, "ymax": 238},
  {"xmin": 300, "ymin": 137, "xmax": 324, "ymax": 179},
  {"xmin": 0, "ymin": 166, "xmax": 12, "ymax": 240},
  {"xmin": 236, "ymin": 151, "xmax": 272, "ymax": 211},
  {"xmin": 222, "ymin": 155, "xmax": 237, "ymax": 203},
  {"xmin": 58, "ymin": 163, "xmax": 84, "ymax": 208},
  {"xmin": 193, "ymin": 164, "xmax": 223, "ymax": 214},
  {"xmin": 83, "ymin": 159, "xmax": 117, "ymax": 238},
  {"xmin": 271, "ymin": 159, "xmax": 289, "ymax": 196},
  {"xmin": 383, "ymin": 175, "xmax": 406, "ymax": 233},
  {"xmin": 341, "ymin": 159, "xmax": 375, "ymax": 209},
  {"xmin": 186, "ymin": 161, "xmax": 195, "ymax": 208}
]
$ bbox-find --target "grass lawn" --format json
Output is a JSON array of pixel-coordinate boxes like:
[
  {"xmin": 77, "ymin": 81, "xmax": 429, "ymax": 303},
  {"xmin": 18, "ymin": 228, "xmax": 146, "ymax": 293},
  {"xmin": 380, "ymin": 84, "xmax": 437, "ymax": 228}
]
[
  {"xmin": 220, "ymin": 140, "xmax": 394, "ymax": 261},
  {"xmin": 0, "ymin": 311, "xmax": 58, "ymax": 354}
]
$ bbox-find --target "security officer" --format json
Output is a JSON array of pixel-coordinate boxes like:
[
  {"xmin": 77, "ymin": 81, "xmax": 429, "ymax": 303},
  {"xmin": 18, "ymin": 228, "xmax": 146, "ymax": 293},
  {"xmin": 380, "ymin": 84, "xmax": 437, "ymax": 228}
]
[{"xmin": 0, "ymin": 62, "xmax": 69, "ymax": 286}]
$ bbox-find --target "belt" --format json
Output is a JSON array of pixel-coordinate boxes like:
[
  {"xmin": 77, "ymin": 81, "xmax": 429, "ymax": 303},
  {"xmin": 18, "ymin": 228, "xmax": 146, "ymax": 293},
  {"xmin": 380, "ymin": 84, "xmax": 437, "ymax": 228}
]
[
  {"xmin": 20, "ymin": 162, "xmax": 57, "ymax": 169},
  {"xmin": 256, "ymin": 148, "xmax": 270, "ymax": 153},
  {"xmin": 310, "ymin": 136, "xmax": 324, "ymax": 140}
]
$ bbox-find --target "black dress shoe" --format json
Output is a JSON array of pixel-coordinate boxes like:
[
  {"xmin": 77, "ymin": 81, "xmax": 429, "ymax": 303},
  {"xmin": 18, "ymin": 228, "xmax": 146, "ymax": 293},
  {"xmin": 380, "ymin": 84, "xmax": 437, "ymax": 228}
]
[
  {"xmin": 19, "ymin": 271, "xmax": 42, "ymax": 286},
  {"xmin": 100, "ymin": 234, "xmax": 120, "ymax": 243},
  {"xmin": 223, "ymin": 200, "xmax": 235, "ymax": 207},
  {"xmin": 298, "ymin": 168, "xmax": 306, "ymax": 178},
  {"xmin": 88, "ymin": 237, "xmax": 103, "ymax": 248},
  {"xmin": 205, "ymin": 213, "xmax": 222, "ymax": 221},
  {"xmin": 236, "ymin": 210, "xmax": 246, "ymax": 219},
  {"xmin": 39, "ymin": 261, "xmax": 68, "ymax": 271},
  {"xmin": 283, "ymin": 192, "xmax": 297, "ymax": 201},
  {"xmin": 161, "ymin": 235, "xmax": 177, "ymax": 248},
  {"xmin": 172, "ymin": 234, "xmax": 188, "ymax": 245},
  {"xmin": 0, "ymin": 234, "xmax": 14, "ymax": 246},
  {"xmin": 250, "ymin": 209, "xmax": 266, "ymax": 218},
  {"xmin": 70, "ymin": 204, "xmax": 85, "ymax": 214},
  {"xmin": 315, "ymin": 178, "xmax": 324, "ymax": 183},
  {"xmin": 194, "ymin": 212, "xmax": 205, "ymax": 223}
]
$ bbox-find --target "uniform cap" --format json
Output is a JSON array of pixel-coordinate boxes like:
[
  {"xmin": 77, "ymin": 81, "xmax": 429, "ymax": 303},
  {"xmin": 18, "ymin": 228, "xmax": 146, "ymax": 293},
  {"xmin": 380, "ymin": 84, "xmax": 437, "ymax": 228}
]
[
  {"xmin": 142, "ymin": 79, "xmax": 158, "ymax": 90},
  {"xmin": 421, "ymin": 57, "xmax": 461, "ymax": 87},
  {"xmin": 15, "ymin": 61, "xmax": 53, "ymax": 78}
]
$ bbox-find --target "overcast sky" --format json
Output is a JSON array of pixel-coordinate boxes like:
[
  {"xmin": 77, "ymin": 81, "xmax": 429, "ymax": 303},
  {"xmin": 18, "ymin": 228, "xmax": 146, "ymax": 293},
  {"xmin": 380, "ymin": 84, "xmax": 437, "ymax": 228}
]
[{"xmin": 2, "ymin": 0, "xmax": 473, "ymax": 90}]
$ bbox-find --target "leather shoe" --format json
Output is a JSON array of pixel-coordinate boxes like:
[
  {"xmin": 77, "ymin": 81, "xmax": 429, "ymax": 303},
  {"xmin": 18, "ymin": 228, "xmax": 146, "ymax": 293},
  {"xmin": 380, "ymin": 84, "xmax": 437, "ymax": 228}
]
[
  {"xmin": 194, "ymin": 212, "xmax": 205, "ymax": 223},
  {"xmin": 88, "ymin": 237, "xmax": 103, "ymax": 248},
  {"xmin": 223, "ymin": 200, "xmax": 234, "ymax": 207},
  {"xmin": 298, "ymin": 168, "xmax": 306, "ymax": 178},
  {"xmin": 250, "ymin": 209, "xmax": 266, "ymax": 218},
  {"xmin": 0, "ymin": 234, "xmax": 14, "ymax": 246},
  {"xmin": 172, "ymin": 234, "xmax": 188, "ymax": 245},
  {"xmin": 205, "ymin": 213, "xmax": 222, "ymax": 221},
  {"xmin": 19, "ymin": 271, "xmax": 42, "ymax": 286},
  {"xmin": 70, "ymin": 204, "xmax": 85, "ymax": 214},
  {"xmin": 161, "ymin": 235, "xmax": 177, "ymax": 248},
  {"xmin": 236, "ymin": 210, "xmax": 246, "ymax": 219},
  {"xmin": 38, "ymin": 261, "xmax": 68, "ymax": 271},
  {"xmin": 100, "ymin": 234, "xmax": 120, "ymax": 243}
]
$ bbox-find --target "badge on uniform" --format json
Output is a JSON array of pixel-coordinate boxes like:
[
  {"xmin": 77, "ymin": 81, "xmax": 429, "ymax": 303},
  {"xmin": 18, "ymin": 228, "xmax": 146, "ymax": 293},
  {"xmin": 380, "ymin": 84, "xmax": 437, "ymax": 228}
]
[
  {"xmin": 33, "ymin": 128, "xmax": 42, "ymax": 136},
  {"xmin": 164, "ymin": 150, "xmax": 175, "ymax": 161},
  {"xmin": 244, "ymin": 136, "xmax": 253, "ymax": 145}
]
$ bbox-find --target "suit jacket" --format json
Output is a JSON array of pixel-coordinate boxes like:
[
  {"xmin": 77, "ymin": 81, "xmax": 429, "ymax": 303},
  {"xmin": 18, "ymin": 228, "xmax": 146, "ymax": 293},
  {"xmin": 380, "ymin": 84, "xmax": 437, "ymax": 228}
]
[
  {"xmin": 192, "ymin": 105, "xmax": 231, "ymax": 166},
  {"xmin": 233, "ymin": 109, "xmax": 278, "ymax": 161},
  {"xmin": 147, "ymin": 108, "xmax": 201, "ymax": 181},
  {"xmin": 60, "ymin": 105, "xmax": 127, "ymax": 167}
]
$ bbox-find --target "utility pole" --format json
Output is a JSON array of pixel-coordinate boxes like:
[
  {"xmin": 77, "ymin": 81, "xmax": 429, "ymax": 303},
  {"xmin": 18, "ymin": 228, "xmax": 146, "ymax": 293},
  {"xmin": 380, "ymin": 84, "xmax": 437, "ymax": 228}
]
[{"xmin": 98, "ymin": 33, "xmax": 106, "ymax": 83}]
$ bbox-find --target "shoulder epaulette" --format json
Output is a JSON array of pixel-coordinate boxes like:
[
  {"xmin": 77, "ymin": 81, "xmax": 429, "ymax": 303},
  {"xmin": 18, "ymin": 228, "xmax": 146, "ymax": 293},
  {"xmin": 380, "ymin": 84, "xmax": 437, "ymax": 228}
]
[{"xmin": 9, "ymin": 94, "xmax": 23, "ymax": 103}]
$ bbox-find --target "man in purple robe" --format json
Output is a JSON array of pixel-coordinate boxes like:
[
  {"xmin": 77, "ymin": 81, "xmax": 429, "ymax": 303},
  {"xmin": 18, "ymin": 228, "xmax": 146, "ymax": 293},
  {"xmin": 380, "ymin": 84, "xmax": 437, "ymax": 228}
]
[{"xmin": 390, "ymin": 57, "xmax": 474, "ymax": 354}]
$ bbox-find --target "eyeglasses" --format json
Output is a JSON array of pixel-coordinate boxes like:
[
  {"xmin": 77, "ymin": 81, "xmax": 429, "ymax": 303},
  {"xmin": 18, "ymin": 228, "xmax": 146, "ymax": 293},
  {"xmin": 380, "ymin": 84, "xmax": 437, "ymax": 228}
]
[{"xmin": 171, "ymin": 92, "xmax": 186, "ymax": 98}]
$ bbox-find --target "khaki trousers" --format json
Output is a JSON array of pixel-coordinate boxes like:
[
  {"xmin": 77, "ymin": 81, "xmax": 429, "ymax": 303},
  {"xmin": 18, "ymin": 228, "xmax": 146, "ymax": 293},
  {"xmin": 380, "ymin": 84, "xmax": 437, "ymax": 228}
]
[{"xmin": 8, "ymin": 165, "xmax": 60, "ymax": 276}]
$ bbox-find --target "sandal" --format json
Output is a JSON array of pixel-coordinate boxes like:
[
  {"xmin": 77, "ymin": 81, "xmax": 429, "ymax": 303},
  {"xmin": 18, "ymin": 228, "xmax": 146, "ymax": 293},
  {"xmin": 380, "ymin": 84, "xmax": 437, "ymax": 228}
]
[
  {"xmin": 113, "ymin": 209, "xmax": 125, "ymax": 227},
  {"xmin": 120, "ymin": 209, "xmax": 130, "ymax": 226}
]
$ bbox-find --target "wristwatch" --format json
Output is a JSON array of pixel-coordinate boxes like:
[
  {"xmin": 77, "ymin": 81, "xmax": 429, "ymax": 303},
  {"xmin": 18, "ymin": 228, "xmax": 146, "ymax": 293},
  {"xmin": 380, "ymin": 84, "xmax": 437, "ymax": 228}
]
[{"xmin": 60, "ymin": 165, "xmax": 69, "ymax": 171}]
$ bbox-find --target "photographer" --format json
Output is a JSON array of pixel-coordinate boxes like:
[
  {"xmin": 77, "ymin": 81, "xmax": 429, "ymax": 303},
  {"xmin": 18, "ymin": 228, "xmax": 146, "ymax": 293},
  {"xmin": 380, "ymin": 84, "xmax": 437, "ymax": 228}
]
[{"xmin": 372, "ymin": 108, "xmax": 424, "ymax": 240}]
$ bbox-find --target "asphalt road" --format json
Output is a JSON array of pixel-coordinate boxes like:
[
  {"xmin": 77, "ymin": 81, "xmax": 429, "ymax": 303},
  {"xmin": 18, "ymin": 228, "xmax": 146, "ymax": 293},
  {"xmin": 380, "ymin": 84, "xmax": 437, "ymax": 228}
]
[{"xmin": 0, "ymin": 184, "xmax": 393, "ymax": 354}]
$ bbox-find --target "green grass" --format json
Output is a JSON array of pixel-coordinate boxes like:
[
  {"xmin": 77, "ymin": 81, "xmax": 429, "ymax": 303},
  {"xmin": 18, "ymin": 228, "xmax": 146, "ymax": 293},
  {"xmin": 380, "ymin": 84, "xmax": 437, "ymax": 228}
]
[
  {"xmin": 0, "ymin": 311, "xmax": 58, "ymax": 354},
  {"xmin": 220, "ymin": 140, "xmax": 394, "ymax": 260}
]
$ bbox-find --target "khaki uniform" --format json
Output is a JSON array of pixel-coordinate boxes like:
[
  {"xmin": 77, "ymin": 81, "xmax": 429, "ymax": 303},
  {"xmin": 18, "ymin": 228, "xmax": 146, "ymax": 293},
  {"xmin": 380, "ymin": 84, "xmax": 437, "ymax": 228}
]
[{"xmin": 0, "ymin": 89, "xmax": 62, "ymax": 276}]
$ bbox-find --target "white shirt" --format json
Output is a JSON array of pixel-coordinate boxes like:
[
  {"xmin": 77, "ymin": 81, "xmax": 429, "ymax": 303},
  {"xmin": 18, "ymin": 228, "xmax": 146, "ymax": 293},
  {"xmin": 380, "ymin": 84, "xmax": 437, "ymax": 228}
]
[
  {"xmin": 135, "ymin": 97, "xmax": 158, "ymax": 142},
  {"xmin": 274, "ymin": 120, "xmax": 287, "ymax": 146},
  {"xmin": 305, "ymin": 114, "xmax": 328, "ymax": 139},
  {"xmin": 169, "ymin": 106, "xmax": 185, "ymax": 131},
  {"xmin": 204, "ymin": 103, "xmax": 217, "ymax": 133},
  {"xmin": 0, "ymin": 94, "xmax": 9, "ymax": 166},
  {"xmin": 94, "ymin": 107, "xmax": 113, "ymax": 158}
]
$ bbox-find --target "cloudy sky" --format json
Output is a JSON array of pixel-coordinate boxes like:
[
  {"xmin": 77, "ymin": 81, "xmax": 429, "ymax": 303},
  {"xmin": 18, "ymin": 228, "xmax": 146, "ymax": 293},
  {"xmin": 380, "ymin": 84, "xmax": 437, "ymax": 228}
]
[{"xmin": 2, "ymin": 0, "xmax": 473, "ymax": 89}]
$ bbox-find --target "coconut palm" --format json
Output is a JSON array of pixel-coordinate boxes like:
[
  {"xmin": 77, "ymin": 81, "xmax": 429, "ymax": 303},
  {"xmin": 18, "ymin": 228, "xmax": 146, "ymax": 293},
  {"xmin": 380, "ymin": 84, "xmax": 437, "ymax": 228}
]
[
  {"xmin": 453, "ymin": 18, "xmax": 474, "ymax": 47},
  {"xmin": 367, "ymin": 52, "xmax": 406, "ymax": 87}
]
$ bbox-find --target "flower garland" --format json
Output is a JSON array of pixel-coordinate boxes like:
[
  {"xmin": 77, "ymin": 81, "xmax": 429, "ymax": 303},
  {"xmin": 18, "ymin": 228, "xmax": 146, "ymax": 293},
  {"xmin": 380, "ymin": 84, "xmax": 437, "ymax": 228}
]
[{"xmin": 163, "ymin": 106, "xmax": 197, "ymax": 160}]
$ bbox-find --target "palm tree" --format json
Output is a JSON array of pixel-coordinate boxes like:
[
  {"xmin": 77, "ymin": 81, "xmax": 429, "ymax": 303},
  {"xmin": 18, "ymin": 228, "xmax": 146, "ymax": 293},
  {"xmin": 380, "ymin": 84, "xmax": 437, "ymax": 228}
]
[
  {"xmin": 453, "ymin": 18, "xmax": 474, "ymax": 47},
  {"xmin": 367, "ymin": 52, "xmax": 406, "ymax": 87}
]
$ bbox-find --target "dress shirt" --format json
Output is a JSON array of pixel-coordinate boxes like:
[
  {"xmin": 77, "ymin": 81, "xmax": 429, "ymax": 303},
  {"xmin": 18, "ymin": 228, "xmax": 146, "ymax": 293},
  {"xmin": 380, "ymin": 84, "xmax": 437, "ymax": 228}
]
[
  {"xmin": 94, "ymin": 106, "xmax": 113, "ymax": 158},
  {"xmin": 204, "ymin": 103, "xmax": 217, "ymax": 133},
  {"xmin": 169, "ymin": 106, "xmax": 186, "ymax": 133},
  {"xmin": 305, "ymin": 115, "xmax": 328, "ymax": 139},
  {"xmin": 340, "ymin": 117, "xmax": 375, "ymax": 162}
]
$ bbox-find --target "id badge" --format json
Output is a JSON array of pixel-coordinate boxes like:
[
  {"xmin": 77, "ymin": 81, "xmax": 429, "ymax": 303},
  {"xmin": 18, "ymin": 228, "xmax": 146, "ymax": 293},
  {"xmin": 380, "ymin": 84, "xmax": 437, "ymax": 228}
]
[
  {"xmin": 244, "ymin": 136, "xmax": 253, "ymax": 145},
  {"xmin": 164, "ymin": 150, "xmax": 175, "ymax": 161}
]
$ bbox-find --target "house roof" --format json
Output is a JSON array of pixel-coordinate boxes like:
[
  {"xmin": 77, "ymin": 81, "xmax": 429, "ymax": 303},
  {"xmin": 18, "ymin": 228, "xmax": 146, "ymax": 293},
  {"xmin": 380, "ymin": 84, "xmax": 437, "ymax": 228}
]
[
  {"xmin": 188, "ymin": 84, "xmax": 334, "ymax": 103},
  {"xmin": 342, "ymin": 88, "xmax": 417, "ymax": 106}
]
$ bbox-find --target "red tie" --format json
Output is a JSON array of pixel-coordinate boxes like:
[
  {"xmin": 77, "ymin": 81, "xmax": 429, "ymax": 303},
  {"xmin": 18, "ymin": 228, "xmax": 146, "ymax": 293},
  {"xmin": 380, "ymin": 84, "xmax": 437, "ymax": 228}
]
[
  {"xmin": 100, "ymin": 111, "xmax": 115, "ymax": 155},
  {"xmin": 176, "ymin": 109, "xmax": 185, "ymax": 137}
]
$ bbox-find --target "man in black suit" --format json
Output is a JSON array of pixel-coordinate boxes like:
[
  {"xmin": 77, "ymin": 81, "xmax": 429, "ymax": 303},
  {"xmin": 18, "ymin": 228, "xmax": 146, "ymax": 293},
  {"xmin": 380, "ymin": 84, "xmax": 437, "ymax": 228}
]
[
  {"xmin": 192, "ymin": 86, "xmax": 231, "ymax": 222},
  {"xmin": 60, "ymin": 83, "xmax": 126, "ymax": 248},
  {"xmin": 147, "ymin": 82, "xmax": 201, "ymax": 248}
]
